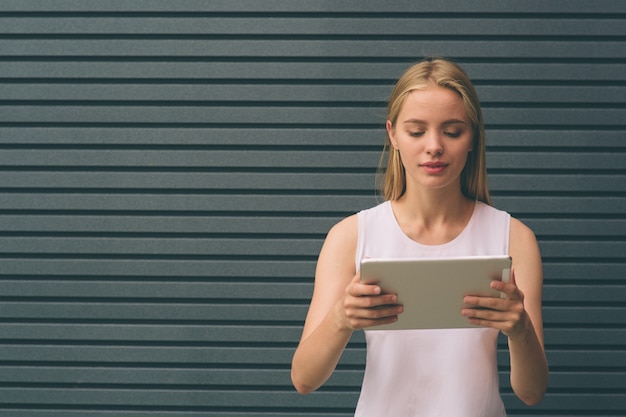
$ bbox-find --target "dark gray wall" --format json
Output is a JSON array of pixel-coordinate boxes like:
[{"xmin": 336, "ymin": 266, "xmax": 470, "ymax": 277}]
[{"xmin": 0, "ymin": 1, "xmax": 624, "ymax": 416}]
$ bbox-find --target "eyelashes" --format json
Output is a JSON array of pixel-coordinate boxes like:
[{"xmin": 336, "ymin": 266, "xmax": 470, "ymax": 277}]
[{"xmin": 407, "ymin": 131, "xmax": 462, "ymax": 138}]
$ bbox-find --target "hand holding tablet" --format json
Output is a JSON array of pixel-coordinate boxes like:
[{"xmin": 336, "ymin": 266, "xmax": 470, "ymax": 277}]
[{"xmin": 360, "ymin": 255, "xmax": 511, "ymax": 330}]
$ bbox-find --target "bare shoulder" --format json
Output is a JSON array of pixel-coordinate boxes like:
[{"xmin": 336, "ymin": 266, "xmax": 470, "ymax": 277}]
[
  {"xmin": 314, "ymin": 214, "xmax": 359, "ymax": 294},
  {"xmin": 509, "ymin": 217, "xmax": 539, "ymax": 253},
  {"xmin": 509, "ymin": 216, "xmax": 543, "ymax": 296},
  {"xmin": 509, "ymin": 217, "xmax": 541, "ymax": 267},
  {"xmin": 326, "ymin": 214, "xmax": 358, "ymax": 245},
  {"xmin": 318, "ymin": 214, "xmax": 359, "ymax": 272},
  {"xmin": 510, "ymin": 216, "xmax": 535, "ymax": 238}
]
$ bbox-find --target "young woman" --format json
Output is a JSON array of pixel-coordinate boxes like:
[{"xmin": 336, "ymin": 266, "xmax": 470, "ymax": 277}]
[{"xmin": 291, "ymin": 57, "xmax": 548, "ymax": 416}]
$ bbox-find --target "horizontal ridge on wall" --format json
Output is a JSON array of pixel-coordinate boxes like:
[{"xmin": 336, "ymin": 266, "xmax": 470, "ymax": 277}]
[
  {"xmin": 1, "ymin": 2, "xmax": 625, "ymax": 417},
  {"xmin": 0, "ymin": 0, "xmax": 625, "ymax": 14}
]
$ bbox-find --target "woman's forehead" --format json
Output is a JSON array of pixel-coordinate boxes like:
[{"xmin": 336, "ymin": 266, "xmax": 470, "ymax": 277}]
[{"xmin": 398, "ymin": 87, "xmax": 469, "ymax": 122}]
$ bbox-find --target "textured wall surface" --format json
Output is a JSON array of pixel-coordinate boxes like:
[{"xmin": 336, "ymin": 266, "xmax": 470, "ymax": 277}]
[{"xmin": 0, "ymin": 1, "xmax": 624, "ymax": 416}]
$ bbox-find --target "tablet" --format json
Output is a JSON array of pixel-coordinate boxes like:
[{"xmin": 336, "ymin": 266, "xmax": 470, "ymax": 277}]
[{"xmin": 360, "ymin": 255, "xmax": 511, "ymax": 330}]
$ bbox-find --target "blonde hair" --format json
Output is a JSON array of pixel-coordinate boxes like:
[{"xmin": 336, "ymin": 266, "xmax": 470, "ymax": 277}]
[{"xmin": 379, "ymin": 57, "xmax": 491, "ymax": 205}]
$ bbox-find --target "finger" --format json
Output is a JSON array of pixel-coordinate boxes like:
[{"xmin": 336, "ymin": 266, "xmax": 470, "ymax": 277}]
[
  {"xmin": 349, "ymin": 273, "xmax": 382, "ymax": 297},
  {"xmin": 356, "ymin": 293, "xmax": 401, "ymax": 313},
  {"xmin": 345, "ymin": 300, "xmax": 403, "ymax": 329},
  {"xmin": 490, "ymin": 279, "xmax": 523, "ymax": 301},
  {"xmin": 360, "ymin": 303, "xmax": 404, "ymax": 320},
  {"xmin": 352, "ymin": 314, "xmax": 400, "ymax": 330},
  {"xmin": 462, "ymin": 306, "xmax": 515, "ymax": 322},
  {"xmin": 502, "ymin": 268, "xmax": 522, "ymax": 299},
  {"xmin": 463, "ymin": 294, "xmax": 514, "ymax": 313},
  {"xmin": 464, "ymin": 310, "xmax": 527, "ymax": 338},
  {"xmin": 464, "ymin": 294, "xmax": 503, "ymax": 308}
]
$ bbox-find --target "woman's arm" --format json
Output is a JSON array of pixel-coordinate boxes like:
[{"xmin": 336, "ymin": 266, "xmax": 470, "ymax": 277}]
[
  {"xmin": 291, "ymin": 215, "xmax": 402, "ymax": 394},
  {"xmin": 506, "ymin": 218, "xmax": 549, "ymax": 405},
  {"xmin": 462, "ymin": 217, "xmax": 548, "ymax": 405}
]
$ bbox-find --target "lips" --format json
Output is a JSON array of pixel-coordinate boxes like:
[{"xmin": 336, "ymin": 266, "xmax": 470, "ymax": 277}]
[
  {"xmin": 420, "ymin": 161, "xmax": 449, "ymax": 174},
  {"xmin": 420, "ymin": 162, "xmax": 448, "ymax": 168}
]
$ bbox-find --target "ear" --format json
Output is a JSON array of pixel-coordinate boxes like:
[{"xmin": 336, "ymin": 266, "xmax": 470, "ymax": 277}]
[{"xmin": 386, "ymin": 120, "xmax": 399, "ymax": 149}]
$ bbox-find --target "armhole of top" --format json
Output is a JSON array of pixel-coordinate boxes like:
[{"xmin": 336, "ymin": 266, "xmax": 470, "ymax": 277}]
[
  {"xmin": 504, "ymin": 212, "xmax": 512, "ymax": 255},
  {"xmin": 355, "ymin": 211, "xmax": 365, "ymax": 271}
]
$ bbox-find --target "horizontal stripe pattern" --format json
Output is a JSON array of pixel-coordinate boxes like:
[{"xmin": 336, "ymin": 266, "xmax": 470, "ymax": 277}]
[{"xmin": 0, "ymin": 1, "xmax": 625, "ymax": 416}]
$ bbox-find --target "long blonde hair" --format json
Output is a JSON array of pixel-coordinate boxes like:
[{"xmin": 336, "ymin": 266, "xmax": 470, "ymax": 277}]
[{"xmin": 379, "ymin": 57, "xmax": 491, "ymax": 205}]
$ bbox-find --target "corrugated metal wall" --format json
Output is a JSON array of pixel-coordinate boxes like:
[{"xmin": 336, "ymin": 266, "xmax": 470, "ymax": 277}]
[{"xmin": 0, "ymin": 1, "xmax": 624, "ymax": 416}]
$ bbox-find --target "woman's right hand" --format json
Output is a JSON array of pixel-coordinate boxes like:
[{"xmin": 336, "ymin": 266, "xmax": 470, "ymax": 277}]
[{"xmin": 335, "ymin": 273, "xmax": 403, "ymax": 330}]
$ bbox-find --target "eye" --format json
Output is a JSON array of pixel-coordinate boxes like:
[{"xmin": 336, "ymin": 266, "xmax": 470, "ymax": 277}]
[
  {"xmin": 408, "ymin": 131, "xmax": 425, "ymax": 137},
  {"xmin": 444, "ymin": 131, "xmax": 462, "ymax": 138}
]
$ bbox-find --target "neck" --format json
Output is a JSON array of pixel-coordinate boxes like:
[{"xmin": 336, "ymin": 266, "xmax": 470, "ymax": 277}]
[
  {"xmin": 394, "ymin": 187, "xmax": 473, "ymax": 225},
  {"xmin": 390, "ymin": 189, "xmax": 476, "ymax": 245}
]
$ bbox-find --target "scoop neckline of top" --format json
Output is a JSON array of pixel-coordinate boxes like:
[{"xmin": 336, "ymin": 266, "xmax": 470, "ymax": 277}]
[{"xmin": 384, "ymin": 200, "xmax": 480, "ymax": 250}]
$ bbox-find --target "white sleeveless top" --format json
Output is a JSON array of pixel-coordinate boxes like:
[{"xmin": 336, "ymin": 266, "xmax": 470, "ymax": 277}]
[{"xmin": 354, "ymin": 201, "xmax": 510, "ymax": 417}]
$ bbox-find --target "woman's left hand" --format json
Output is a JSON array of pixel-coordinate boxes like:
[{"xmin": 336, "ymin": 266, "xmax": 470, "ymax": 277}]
[{"xmin": 461, "ymin": 270, "xmax": 532, "ymax": 339}]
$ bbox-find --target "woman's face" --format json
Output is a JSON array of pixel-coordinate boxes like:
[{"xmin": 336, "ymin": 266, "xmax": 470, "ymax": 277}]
[{"xmin": 387, "ymin": 85, "xmax": 474, "ymax": 195}]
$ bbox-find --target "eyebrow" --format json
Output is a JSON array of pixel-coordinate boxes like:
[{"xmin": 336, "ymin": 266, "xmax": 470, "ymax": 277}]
[{"xmin": 403, "ymin": 119, "xmax": 468, "ymax": 126}]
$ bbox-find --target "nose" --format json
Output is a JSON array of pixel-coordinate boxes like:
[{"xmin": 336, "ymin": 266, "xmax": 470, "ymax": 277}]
[{"xmin": 424, "ymin": 131, "xmax": 444, "ymax": 156}]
